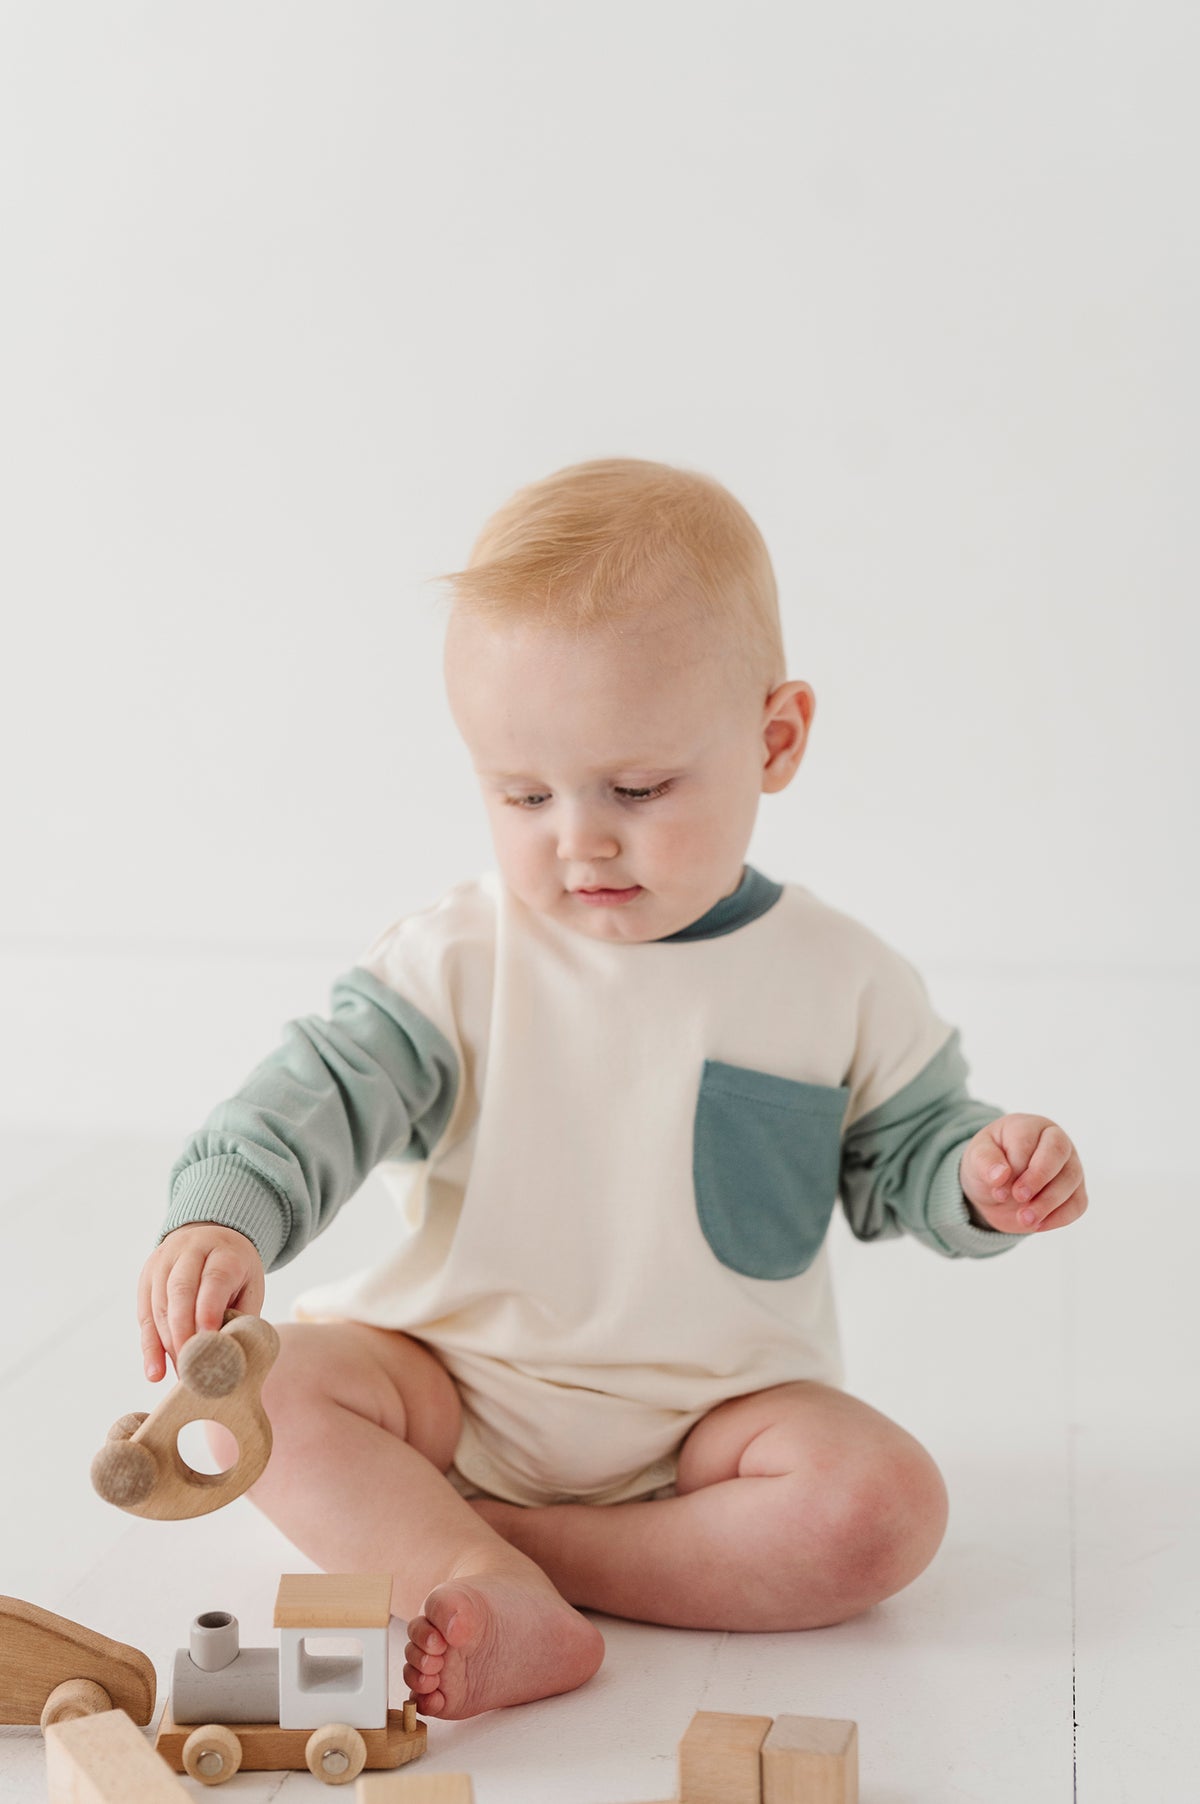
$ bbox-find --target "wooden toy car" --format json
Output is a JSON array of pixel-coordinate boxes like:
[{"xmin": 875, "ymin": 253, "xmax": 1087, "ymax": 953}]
[
  {"xmin": 153, "ymin": 1573, "xmax": 426, "ymax": 1786},
  {"xmin": 0, "ymin": 1595, "xmax": 156, "ymax": 1730}
]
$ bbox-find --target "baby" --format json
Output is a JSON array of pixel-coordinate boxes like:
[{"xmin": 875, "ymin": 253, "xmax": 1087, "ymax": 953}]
[{"xmin": 137, "ymin": 457, "xmax": 1088, "ymax": 1721}]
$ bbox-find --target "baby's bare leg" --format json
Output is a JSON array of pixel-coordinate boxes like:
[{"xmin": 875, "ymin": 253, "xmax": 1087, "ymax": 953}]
[
  {"xmin": 470, "ymin": 1381, "xmax": 949, "ymax": 1631},
  {"xmin": 206, "ymin": 1322, "xmax": 603, "ymax": 1717}
]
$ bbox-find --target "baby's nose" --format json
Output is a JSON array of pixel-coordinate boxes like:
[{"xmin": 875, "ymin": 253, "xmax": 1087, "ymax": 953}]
[{"xmin": 555, "ymin": 808, "xmax": 621, "ymax": 861}]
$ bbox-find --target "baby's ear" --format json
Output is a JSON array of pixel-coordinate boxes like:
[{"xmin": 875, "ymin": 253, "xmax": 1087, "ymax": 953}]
[{"xmin": 760, "ymin": 683, "xmax": 814, "ymax": 791}]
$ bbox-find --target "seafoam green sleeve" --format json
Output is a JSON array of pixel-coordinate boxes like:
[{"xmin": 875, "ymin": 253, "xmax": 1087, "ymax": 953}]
[
  {"xmin": 159, "ymin": 966, "xmax": 460, "ymax": 1272},
  {"xmin": 839, "ymin": 1028, "xmax": 1021, "ymax": 1258}
]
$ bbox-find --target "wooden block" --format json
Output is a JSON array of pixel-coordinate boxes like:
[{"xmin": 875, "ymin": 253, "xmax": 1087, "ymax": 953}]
[
  {"xmin": 274, "ymin": 1572, "xmax": 393, "ymax": 1628},
  {"xmin": 355, "ymin": 1774, "xmax": 474, "ymax": 1801},
  {"xmin": 678, "ymin": 1710, "xmax": 773, "ymax": 1804},
  {"xmin": 45, "ymin": 1708, "xmax": 189, "ymax": 1801},
  {"xmin": 761, "ymin": 1715, "xmax": 858, "ymax": 1804},
  {"xmin": 0, "ymin": 1595, "xmax": 156, "ymax": 1726}
]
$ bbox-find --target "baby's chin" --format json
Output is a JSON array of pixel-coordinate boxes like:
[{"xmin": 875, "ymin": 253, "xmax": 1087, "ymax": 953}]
[
  {"xmin": 507, "ymin": 877, "xmax": 702, "ymax": 941},
  {"xmin": 559, "ymin": 888, "xmax": 647, "ymax": 929},
  {"xmin": 551, "ymin": 885, "xmax": 693, "ymax": 943}
]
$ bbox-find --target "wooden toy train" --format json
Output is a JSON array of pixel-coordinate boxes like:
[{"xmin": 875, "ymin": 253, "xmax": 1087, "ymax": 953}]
[{"xmin": 154, "ymin": 1572, "xmax": 425, "ymax": 1785}]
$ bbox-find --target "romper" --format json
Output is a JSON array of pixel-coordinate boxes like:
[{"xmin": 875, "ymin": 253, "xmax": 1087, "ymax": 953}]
[{"xmin": 159, "ymin": 863, "xmax": 1019, "ymax": 1507}]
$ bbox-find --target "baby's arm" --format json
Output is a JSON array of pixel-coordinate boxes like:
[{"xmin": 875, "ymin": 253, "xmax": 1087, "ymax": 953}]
[
  {"xmin": 137, "ymin": 965, "xmax": 460, "ymax": 1376},
  {"xmin": 137, "ymin": 1221, "xmax": 266, "ymax": 1381}
]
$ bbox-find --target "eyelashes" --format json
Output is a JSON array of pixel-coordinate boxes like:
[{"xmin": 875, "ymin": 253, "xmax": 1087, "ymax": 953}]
[{"xmin": 502, "ymin": 781, "xmax": 673, "ymax": 809}]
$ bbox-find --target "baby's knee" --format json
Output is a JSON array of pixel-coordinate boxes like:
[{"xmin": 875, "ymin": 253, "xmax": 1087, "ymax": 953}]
[
  {"xmin": 254, "ymin": 1322, "xmax": 333, "ymax": 1424},
  {"xmin": 821, "ymin": 1441, "xmax": 949, "ymax": 1613},
  {"xmin": 266, "ymin": 1320, "xmax": 462, "ymax": 1471}
]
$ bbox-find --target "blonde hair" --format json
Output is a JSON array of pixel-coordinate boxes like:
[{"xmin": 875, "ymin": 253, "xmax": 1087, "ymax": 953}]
[{"xmin": 431, "ymin": 457, "xmax": 787, "ymax": 700}]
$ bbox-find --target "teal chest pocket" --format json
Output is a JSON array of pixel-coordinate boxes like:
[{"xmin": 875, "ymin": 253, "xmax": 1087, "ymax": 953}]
[{"xmin": 692, "ymin": 1060, "xmax": 851, "ymax": 1279}]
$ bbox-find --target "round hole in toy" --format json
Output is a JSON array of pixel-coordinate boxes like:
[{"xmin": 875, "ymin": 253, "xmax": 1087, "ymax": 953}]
[{"xmin": 176, "ymin": 1419, "xmax": 239, "ymax": 1476}]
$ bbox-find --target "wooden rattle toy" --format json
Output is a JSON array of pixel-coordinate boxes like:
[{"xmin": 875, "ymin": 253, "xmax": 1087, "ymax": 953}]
[{"xmin": 90, "ymin": 1311, "xmax": 280, "ymax": 1520}]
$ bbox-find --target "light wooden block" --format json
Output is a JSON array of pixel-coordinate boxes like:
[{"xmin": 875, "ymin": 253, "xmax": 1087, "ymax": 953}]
[
  {"xmin": 45, "ymin": 1708, "xmax": 188, "ymax": 1802},
  {"xmin": 678, "ymin": 1710, "xmax": 773, "ymax": 1804},
  {"xmin": 274, "ymin": 1572, "xmax": 393, "ymax": 1629},
  {"xmin": 761, "ymin": 1715, "xmax": 858, "ymax": 1804},
  {"xmin": 355, "ymin": 1773, "xmax": 474, "ymax": 1801}
]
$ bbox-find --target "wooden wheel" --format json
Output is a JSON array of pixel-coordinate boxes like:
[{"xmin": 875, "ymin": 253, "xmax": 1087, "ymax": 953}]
[
  {"xmin": 305, "ymin": 1721, "xmax": 367, "ymax": 1784},
  {"xmin": 179, "ymin": 1329, "xmax": 247, "ymax": 1397},
  {"xmin": 107, "ymin": 1412, "xmax": 149, "ymax": 1440},
  {"xmin": 39, "ymin": 1678, "xmax": 112, "ymax": 1728},
  {"xmin": 181, "ymin": 1722, "xmax": 242, "ymax": 1784}
]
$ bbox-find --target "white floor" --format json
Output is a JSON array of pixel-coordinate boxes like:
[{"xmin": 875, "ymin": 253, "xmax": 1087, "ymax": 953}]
[{"xmin": 1, "ymin": 1132, "xmax": 1196, "ymax": 1802}]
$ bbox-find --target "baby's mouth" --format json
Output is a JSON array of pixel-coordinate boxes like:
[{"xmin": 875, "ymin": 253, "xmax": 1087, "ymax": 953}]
[{"xmin": 573, "ymin": 884, "xmax": 643, "ymax": 902}]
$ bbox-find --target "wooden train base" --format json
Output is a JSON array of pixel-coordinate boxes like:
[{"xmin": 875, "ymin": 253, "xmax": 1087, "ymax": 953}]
[{"xmin": 154, "ymin": 1698, "xmax": 426, "ymax": 1786}]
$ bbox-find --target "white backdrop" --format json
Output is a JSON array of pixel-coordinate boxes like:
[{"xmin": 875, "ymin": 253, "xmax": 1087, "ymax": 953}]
[{"xmin": 1, "ymin": 3, "xmax": 1195, "ymax": 1176}]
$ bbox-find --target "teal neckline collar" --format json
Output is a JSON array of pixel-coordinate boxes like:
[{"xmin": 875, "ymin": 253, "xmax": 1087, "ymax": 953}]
[{"xmin": 656, "ymin": 863, "xmax": 783, "ymax": 942}]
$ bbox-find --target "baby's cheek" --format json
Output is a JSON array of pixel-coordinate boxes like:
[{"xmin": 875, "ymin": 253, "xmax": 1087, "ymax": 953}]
[{"xmin": 645, "ymin": 813, "xmax": 715, "ymax": 868}]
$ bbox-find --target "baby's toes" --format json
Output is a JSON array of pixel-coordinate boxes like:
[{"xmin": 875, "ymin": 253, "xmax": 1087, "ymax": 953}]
[
  {"xmin": 403, "ymin": 1620, "xmax": 446, "ymax": 1699},
  {"xmin": 412, "ymin": 1683, "xmax": 447, "ymax": 1717},
  {"xmin": 407, "ymin": 1614, "xmax": 448, "ymax": 1658},
  {"xmin": 404, "ymin": 1658, "xmax": 444, "ymax": 1700},
  {"xmin": 404, "ymin": 1637, "xmax": 444, "ymax": 1676}
]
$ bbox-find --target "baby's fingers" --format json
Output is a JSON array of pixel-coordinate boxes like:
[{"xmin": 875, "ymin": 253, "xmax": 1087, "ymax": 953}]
[
  {"xmin": 163, "ymin": 1247, "xmax": 208, "ymax": 1373},
  {"xmin": 193, "ymin": 1257, "xmax": 233, "ymax": 1334},
  {"xmin": 1034, "ymin": 1181, "xmax": 1090, "ymax": 1234},
  {"xmin": 194, "ymin": 1248, "xmax": 260, "ymax": 1333},
  {"xmin": 137, "ymin": 1266, "xmax": 168, "ymax": 1382}
]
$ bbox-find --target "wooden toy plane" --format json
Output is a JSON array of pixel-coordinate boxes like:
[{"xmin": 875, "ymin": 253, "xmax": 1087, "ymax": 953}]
[
  {"xmin": 90, "ymin": 1310, "xmax": 279, "ymax": 1520},
  {"xmin": 0, "ymin": 1595, "xmax": 156, "ymax": 1730}
]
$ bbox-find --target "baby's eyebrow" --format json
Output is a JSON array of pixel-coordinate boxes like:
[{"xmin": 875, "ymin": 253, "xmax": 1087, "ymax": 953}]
[{"xmin": 482, "ymin": 762, "xmax": 685, "ymax": 781}]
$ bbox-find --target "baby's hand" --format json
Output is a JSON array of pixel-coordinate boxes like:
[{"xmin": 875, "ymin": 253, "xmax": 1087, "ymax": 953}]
[
  {"xmin": 136, "ymin": 1223, "xmax": 266, "ymax": 1382},
  {"xmin": 960, "ymin": 1115, "xmax": 1088, "ymax": 1236}
]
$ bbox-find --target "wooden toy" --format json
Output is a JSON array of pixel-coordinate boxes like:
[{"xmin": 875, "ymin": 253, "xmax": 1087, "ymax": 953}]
[
  {"xmin": 761, "ymin": 1715, "xmax": 857, "ymax": 1804},
  {"xmin": 153, "ymin": 1572, "xmax": 427, "ymax": 1786},
  {"xmin": 90, "ymin": 1311, "xmax": 279, "ymax": 1520},
  {"xmin": 45, "ymin": 1707, "xmax": 189, "ymax": 1802},
  {"xmin": 356, "ymin": 1775, "xmax": 475, "ymax": 1801},
  {"xmin": 598, "ymin": 1707, "xmax": 860, "ymax": 1804},
  {"xmin": 276, "ymin": 1573, "xmax": 389, "ymax": 1727},
  {"xmin": 678, "ymin": 1711, "xmax": 775, "ymax": 1804},
  {"xmin": 0, "ymin": 1595, "xmax": 156, "ymax": 1730}
]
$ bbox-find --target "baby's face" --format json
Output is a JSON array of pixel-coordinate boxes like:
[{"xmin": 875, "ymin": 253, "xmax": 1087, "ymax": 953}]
[{"xmin": 444, "ymin": 610, "xmax": 811, "ymax": 942}]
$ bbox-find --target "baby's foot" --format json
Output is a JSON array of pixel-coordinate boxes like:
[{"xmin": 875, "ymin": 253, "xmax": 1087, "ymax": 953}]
[{"xmin": 403, "ymin": 1560, "xmax": 604, "ymax": 1719}]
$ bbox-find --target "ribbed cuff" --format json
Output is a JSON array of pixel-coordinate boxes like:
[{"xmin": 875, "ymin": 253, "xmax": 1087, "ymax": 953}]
[
  {"xmin": 926, "ymin": 1143, "xmax": 1023, "ymax": 1258},
  {"xmin": 160, "ymin": 1155, "xmax": 291, "ymax": 1269}
]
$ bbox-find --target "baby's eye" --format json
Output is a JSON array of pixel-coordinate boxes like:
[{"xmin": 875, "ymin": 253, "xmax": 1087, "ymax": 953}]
[
  {"xmin": 615, "ymin": 782, "xmax": 673, "ymax": 802},
  {"xmin": 501, "ymin": 781, "xmax": 673, "ymax": 809}
]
